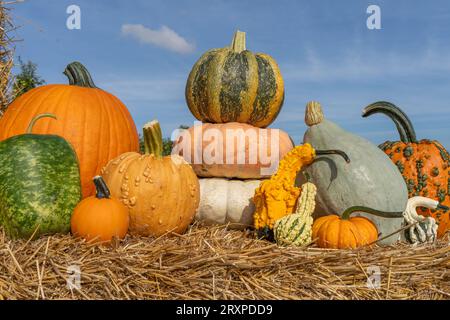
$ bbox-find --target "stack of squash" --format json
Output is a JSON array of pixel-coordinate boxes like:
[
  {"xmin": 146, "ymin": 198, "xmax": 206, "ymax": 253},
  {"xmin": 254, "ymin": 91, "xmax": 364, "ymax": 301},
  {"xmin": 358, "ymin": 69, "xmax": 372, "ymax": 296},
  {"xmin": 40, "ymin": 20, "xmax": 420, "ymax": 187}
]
[{"xmin": 173, "ymin": 30, "xmax": 294, "ymax": 229}]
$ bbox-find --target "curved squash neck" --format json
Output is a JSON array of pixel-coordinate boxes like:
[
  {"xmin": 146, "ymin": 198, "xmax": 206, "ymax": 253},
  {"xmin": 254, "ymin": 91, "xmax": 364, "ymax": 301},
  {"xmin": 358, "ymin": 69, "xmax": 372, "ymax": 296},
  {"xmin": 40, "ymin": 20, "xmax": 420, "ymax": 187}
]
[
  {"xmin": 362, "ymin": 101, "xmax": 417, "ymax": 143},
  {"xmin": 64, "ymin": 62, "xmax": 97, "ymax": 88},
  {"xmin": 341, "ymin": 206, "xmax": 403, "ymax": 220}
]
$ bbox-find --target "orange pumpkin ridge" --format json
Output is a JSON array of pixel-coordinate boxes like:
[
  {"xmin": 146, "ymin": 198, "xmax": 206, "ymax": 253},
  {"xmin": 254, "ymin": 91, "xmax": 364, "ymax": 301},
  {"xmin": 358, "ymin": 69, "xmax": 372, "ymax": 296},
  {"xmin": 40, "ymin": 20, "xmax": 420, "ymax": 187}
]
[
  {"xmin": 363, "ymin": 101, "xmax": 450, "ymax": 238},
  {"xmin": 0, "ymin": 62, "xmax": 139, "ymax": 198}
]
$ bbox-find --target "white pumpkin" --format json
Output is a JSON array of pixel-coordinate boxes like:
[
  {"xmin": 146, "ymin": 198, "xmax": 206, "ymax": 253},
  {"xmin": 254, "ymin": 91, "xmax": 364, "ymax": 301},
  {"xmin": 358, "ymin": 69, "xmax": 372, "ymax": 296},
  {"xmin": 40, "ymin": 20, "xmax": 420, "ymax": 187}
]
[{"xmin": 196, "ymin": 178, "xmax": 262, "ymax": 229}]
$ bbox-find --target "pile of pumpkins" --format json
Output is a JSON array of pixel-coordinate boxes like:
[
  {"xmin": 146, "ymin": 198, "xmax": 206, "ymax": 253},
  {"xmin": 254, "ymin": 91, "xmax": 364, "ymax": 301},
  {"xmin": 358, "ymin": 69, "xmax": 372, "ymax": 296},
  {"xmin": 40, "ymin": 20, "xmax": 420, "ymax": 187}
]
[{"xmin": 0, "ymin": 31, "xmax": 448, "ymax": 249}]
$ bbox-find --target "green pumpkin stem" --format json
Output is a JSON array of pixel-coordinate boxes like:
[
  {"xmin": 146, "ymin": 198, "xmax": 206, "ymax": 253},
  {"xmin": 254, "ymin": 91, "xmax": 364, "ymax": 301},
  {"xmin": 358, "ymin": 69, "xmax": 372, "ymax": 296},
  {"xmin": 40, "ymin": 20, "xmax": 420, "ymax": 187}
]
[
  {"xmin": 63, "ymin": 62, "xmax": 97, "ymax": 88},
  {"xmin": 230, "ymin": 30, "xmax": 246, "ymax": 53},
  {"xmin": 315, "ymin": 149, "xmax": 351, "ymax": 163},
  {"xmin": 93, "ymin": 176, "xmax": 110, "ymax": 199},
  {"xmin": 26, "ymin": 113, "xmax": 57, "ymax": 134},
  {"xmin": 143, "ymin": 120, "xmax": 163, "ymax": 158},
  {"xmin": 341, "ymin": 206, "xmax": 403, "ymax": 220},
  {"xmin": 362, "ymin": 101, "xmax": 417, "ymax": 143}
]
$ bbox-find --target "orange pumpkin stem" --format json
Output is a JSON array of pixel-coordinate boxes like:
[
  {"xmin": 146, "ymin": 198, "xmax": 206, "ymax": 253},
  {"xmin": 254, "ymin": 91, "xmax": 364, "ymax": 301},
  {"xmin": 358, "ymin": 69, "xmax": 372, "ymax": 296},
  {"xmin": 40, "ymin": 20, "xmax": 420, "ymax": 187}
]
[
  {"xmin": 26, "ymin": 113, "xmax": 57, "ymax": 134},
  {"xmin": 63, "ymin": 62, "xmax": 97, "ymax": 88},
  {"xmin": 93, "ymin": 176, "xmax": 111, "ymax": 199},
  {"xmin": 143, "ymin": 120, "xmax": 163, "ymax": 158}
]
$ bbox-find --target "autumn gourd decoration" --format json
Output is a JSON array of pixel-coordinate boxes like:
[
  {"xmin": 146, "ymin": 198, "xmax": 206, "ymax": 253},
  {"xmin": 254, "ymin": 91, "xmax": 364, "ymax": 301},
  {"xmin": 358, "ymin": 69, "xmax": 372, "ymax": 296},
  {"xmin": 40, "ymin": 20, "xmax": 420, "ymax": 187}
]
[
  {"xmin": 0, "ymin": 62, "xmax": 139, "ymax": 198},
  {"xmin": 253, "ymin": 143, "xmax": 349, "ymax": 238},
  {"xmin": 101, "ymin": 120, "xmax": 200, "ymax": 237},
  {"xmin": 362, "ymin": 101, "xmax": 450, "ymax": 238},
  {"xmin": 71, "ymin": 176, "xmax": 129, "ymax": 243},
  {"xmin": 274, "ymin": 180, "xmax": 317, "ymax": 247},
  {"xmin": 186, "ymin": 30, "xmax": 284, "ymax": 128},
  {"xmin": 303, "ymin": 101, "xmax": 409, "ymax": 245},
  {"xmin": 173, "ymin": 122, "xmax": 294, "ymax": 179},
  {"xmin": 312, "ymin": 207, "xmax": 380, "ymax": 249}
]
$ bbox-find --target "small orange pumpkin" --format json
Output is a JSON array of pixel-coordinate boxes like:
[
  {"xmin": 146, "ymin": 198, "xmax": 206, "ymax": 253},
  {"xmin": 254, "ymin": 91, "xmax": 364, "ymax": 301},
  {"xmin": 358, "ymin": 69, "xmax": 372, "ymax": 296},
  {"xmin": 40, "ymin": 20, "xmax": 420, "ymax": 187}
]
[
  {"xmin": 71, "ymin": 176, "xmax": 129, "ymax": 243},
  {"xmin": 312, "ymin": 206, "xmax": 381, "ymax": 249}
]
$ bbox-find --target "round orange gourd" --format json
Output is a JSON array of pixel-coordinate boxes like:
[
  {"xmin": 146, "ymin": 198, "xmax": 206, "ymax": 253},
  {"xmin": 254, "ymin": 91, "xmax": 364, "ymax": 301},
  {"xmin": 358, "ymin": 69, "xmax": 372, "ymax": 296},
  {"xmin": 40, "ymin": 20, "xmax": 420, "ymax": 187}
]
[
  {"xmin": 71, "ymin": 176, "xmax": 129, "ymax": 243},
  {"xmin": 312, "ymin": 206, "xmax": 382, "ymax": 249},
  {"xmin": 101, "ymin": 120, "xmax": 200, "ymax": 237},
  {"xmin": 0, "ymin": 62, "xmax": 139, "ymax": 198}
]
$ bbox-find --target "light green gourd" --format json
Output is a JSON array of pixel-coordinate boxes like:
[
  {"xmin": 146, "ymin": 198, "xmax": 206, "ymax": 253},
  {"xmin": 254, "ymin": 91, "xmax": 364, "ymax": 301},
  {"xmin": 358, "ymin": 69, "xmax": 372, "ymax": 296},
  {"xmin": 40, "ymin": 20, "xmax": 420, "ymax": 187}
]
[{"xmin": 301, "ymin": 101, "xmax": 408, "ymax": 246}]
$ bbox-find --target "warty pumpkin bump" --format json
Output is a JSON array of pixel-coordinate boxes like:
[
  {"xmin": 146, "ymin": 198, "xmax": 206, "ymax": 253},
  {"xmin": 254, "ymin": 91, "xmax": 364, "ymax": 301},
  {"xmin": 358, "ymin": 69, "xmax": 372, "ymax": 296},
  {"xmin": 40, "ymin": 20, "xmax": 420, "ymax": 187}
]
[
  {"xmin": 0, "ymin": 62, "xmax": 140, "ymax": 198},
  {"xmin": 362, "ymin": 101, "xmax": 450, "ymax": 238},
  {"xmin": 185, "ymin": 30, "xmax": 284, "ymax": 128},
  {"xmin": 101, "ymin": 120, "xmax": 200, "ymax": 237}
]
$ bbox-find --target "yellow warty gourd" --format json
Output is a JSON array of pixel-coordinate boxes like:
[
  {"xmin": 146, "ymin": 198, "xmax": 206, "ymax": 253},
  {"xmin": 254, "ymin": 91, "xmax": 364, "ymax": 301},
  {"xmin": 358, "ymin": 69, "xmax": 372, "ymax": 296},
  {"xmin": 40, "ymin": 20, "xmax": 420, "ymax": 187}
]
[
  {"xmin": 274, "ymin": 182, "xmax": 317, "ymax": 246},
  {"xmin": 253, "ymin": 143, "xmax": 350, "ymax": 231},
  {"xmin": 253, "ymin": 144, "xmax": 317, "ymax": 230}
]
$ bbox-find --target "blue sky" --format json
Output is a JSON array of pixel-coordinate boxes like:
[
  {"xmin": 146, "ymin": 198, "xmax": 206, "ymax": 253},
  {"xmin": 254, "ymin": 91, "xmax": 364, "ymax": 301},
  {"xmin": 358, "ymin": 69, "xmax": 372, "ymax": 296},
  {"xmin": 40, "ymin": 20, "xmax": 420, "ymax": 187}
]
[{"xmin": 10, "ymin": 0, "xmax": 450, "ymax": 146}]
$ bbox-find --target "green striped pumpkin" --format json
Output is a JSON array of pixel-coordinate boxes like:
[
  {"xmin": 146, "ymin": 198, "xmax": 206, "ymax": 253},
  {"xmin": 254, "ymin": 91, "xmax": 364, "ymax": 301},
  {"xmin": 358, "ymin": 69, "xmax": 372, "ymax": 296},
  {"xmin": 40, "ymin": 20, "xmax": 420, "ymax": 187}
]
[{"xmin": 185, "ymin": 30, "xmax": 284, "ymax": 128}]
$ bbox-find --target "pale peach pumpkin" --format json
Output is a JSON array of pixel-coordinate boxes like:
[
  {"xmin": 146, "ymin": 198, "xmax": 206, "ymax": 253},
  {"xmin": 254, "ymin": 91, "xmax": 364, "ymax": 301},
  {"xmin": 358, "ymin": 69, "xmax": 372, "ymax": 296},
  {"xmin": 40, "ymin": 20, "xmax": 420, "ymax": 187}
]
[{"xmin": 172, "ymin": 122, "xmax": 294, "ymax": 179}]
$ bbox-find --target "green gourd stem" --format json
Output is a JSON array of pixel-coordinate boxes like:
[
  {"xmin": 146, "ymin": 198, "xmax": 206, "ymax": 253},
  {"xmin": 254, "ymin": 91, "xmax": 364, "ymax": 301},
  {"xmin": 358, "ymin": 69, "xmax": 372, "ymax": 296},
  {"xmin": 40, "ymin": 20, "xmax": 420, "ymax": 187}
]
[
  {"xmin": 303, "ymin": 171, "xmax": 311, "ymax": 182},
  {"xmin": 341, "ymin": 206, "xmax": 403, "ymax": 220},
  {"xmin": 230, "ymin": 30, "xmax": 246, "ymax": 53},
  {"xmin": 63, "ymin": 62, "xmax": 97, "ymax": 88},
  {"xmin": 362, "ymin": 101, "xmax": 417, "ymax": 143},
  {"xmin": 26, "ymin": 113, "xmax": 57, "ymax": 134},
  {"xmin": 143, "ymin": 120, "xmax": 163, "ymax": 158},
  {"xmin": 93, "ymin": 176, "xmax": 110, "ymax": 199},
  {"xmin": 315, "ymin": 149, "xmax": 351, "ymax": 163}
]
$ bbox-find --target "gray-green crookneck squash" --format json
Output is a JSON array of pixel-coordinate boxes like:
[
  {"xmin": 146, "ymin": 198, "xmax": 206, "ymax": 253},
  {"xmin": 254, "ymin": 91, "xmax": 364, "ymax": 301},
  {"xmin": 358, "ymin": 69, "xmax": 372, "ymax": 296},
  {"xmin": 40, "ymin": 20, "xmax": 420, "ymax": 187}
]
[{"xmin": 301, "ymin": 101, "xmax": 408, "ymax": 245}]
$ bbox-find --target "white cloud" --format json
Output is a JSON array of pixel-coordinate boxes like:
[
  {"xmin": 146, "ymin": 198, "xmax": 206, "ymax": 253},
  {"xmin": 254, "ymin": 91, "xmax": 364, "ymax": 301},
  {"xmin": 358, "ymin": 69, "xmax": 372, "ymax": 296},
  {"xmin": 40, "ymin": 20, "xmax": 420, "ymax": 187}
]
[{"xmin": 121, "ymin": 24, "xmax": 195, "ymax": 54}]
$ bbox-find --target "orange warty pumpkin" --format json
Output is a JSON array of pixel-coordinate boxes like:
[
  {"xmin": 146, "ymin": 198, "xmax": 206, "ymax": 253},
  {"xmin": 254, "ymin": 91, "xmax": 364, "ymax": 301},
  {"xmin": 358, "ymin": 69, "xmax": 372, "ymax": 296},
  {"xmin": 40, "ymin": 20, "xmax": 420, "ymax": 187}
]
[
  {"xmin": 172, "ymin": 122, "xmax": 294, "ymax": 179},
  {"xmin": 71, "ymin": 176, "xmax": 129, "ymax": 243},
  {"xmin": 0, "ymin": 62, "xmax": 139, "ymax": 198},
  {"xmin": 362, "ymin": 101, "xmax": 450, "ymax": 238},
  {"xmin": 101, "ymin": 120, "xmax": 200, "ymax": 237},
  {"xmin": 312, "ymin": 206, "xmax": 379, "ymax": 249}
]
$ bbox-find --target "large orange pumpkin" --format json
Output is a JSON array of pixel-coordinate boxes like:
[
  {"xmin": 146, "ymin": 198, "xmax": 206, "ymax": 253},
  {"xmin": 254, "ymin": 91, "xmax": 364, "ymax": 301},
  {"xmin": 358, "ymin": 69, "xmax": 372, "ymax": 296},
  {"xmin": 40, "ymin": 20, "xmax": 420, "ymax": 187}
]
[
  {"xmin": 362, "ymin": 101, "xmax": 450, "ymax": 238},
  {"xmin": 0, "ymin": 62, "xmax": 139, "ymax": 198},
  {"xmin": 172, "ymin": 122, "xmax": 294, "ymax": 179},
  {"xmin": 101, "ymin": 120, "xmax": 200, "ymax": 237}
]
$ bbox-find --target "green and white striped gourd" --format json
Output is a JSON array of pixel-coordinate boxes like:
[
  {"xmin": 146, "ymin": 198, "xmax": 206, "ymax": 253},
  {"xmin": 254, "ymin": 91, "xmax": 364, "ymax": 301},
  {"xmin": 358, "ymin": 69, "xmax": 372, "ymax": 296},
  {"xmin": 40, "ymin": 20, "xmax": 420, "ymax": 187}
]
[{"xmin": 274, "ymin": 182, "xmax": 316, "ymax": 246}]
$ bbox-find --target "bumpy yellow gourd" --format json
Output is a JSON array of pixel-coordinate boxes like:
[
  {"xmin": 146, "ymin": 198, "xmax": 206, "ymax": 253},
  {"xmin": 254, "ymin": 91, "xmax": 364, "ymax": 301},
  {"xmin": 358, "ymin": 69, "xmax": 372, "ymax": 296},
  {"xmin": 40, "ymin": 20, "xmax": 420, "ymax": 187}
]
[
  {"xmin": 253, "ymin": 144, "xmax": 317, "ymax": 230},
  {"xmin": 274, "ymin": 182, "xmax": 317, "ymax": 246}
]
